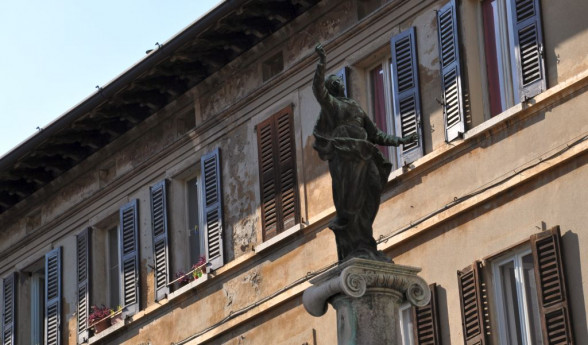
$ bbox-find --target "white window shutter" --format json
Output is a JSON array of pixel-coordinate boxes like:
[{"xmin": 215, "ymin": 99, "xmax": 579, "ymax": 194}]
[
  {"xmin": 150, "ymin": 180, "xmax": 170, "ymax": 301},
  {"xmin": 119, "ymin": 200, "xmax": 140, "ymax": 316},
  {"xmin": 437, "ymin": 0, "xmax": 465, "ymax": 142},
  {"xmin": 76, "ymin": 229, "xmax": 90, "ymax": 344},
  {"xmin": 391, "ymin": 27, "xmax": 424, "ymax": 165},
  {"xmin": 508, "ymin": 0, "xmax": 546, "ymax": 101},
  {"xmin": 45, "ymin": 247, "xmax": 62, "ymax": 345},
  {"xmin": 201, "ymin": 148, "xmax": 224, "ymax": 271}
]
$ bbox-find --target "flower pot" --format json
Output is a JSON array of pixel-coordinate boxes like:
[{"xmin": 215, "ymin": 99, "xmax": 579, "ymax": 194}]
[
  {"xmin": 111, "ymin": 313, "xmax": 123, "ymax": 325},
  {"xmin": 93, "ymin": 319, "xmax": 111, "ymax": 333}
]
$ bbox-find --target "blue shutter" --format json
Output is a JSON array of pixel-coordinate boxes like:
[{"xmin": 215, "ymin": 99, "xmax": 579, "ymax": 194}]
[
  {"xmin": 201, "ymin": 149, "xmax": 224, "ymax": 271},
  {"xmin": 335, "ymin": 66, "xmax": 349, "ymax": 98},
  {"xmin": 391, "ymin": 27, "xmax": 424, "ymax": 165},
  {"xmin": 45, "ymin": 247, "xmax": 62, "ymax": 345},
  {"xmin": 437, "ymin": 0, "xmax": 465, "ymax": 142},
  {"xmin": 1, "ymin": 273, "xmax": 16, "ymax": 345},
  {"xmin": 508, "ymin": 0, "xmax": 546, "ymax": 101},
  {"xmin": 76, "ymin": 229, "xmax": 90, "ymax": 344},
  {"xmin": 119, "ymin": 200, "xmax": 140, "ymax": 316},
  {"xmin": 150, "ymin": 180, "xmax": 170, "ymax": 301}
]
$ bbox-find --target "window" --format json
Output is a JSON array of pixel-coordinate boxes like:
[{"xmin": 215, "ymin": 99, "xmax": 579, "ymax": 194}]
[
  {"xmin": 492, "ymin": 249, "xmax": 542, "ymax": 344},
  {"xmin": 186, "ymin": 176, "xmax": 204, "ymax": 265},
  {"xmin": 256, "ymin": 105, "xmax": 300, "ymax": 241},
  {"xmin": 14, "ymin": 260, "xmax": 44, "ymax": 345},
  {"xmin": 370, "ymin": 60, "xmax": 398, "ymax": 166},
  {"xmin": 482, "ymin": 0, "xmax": 546, "ymax": 116},
  {"xmin": 458, "ymin": 227, "xmax": 574, "ymax": 344},
  {"xmin": 399, "ymin": 303, "xmax": 415, "ymax": 345}
]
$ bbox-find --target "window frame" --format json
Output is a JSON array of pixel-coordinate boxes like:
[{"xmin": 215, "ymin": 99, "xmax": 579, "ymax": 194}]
[
  {"xmin": 491, "ymin": 247, "xmax": 542, "ymax": 345},
  {"xmin": 367, "ymin": 58, "xmax": 399, "ymax": 169}
]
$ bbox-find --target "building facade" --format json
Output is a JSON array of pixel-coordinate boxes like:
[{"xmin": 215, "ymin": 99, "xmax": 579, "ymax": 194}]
[{"xmin": 1, "ymin": 0, "xmax": 588, "ymax": 344}]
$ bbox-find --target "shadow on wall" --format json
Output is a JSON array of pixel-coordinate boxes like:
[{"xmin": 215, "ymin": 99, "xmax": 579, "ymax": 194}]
[{"xmin": 561, "ymin": 230, "xmax": 588, "ymax": 342}]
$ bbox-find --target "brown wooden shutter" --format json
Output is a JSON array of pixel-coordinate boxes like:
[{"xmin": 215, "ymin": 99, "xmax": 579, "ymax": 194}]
[
  {"xmin": 457, "ymin": 261, "xmax": 489, "ymax": 345},
  {"xmin": 531, "ymin": 226, "xmax": 575, "ymax": 344},
  {"xmin": 1, "ymin": 272, "xmax": 16, "ymax": 345},
  {"xmin": 76, "ymin": 228, "xmax": 90, "ymax": 344},
  {"xmin": 201, "ymin": 148, "xmax": 224, "ymax": 270},
  {"xmin": 391, "ymin": 27, "xmax": 424, "ymax": 165},
  {"xmin": 508, "ymin": 0, "xmax": 546, "ymax": 101},
  {"xmin": 257, "ymin": 105, "xmax": 300, "ymax": 241},
  {"xmin": 119, "ymin": 200, "xmax": 140, "ymax": 316},
  {"xmin": 150, "ymin": 180, "xmax": 170, "ymax": 300},
  {"xmin": 412, "ymin": 283, "xmax": 441, "ymax": 345},
  {"xmin": 45, "ymin": 247, "xmax": 62, "ymax": 345},
  {"xmin": 437, "ymin": 0, "xmax": 465, "ymax": 142}
]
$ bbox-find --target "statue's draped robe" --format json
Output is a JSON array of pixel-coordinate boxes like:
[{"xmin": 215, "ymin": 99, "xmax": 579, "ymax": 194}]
[{"xmin": 312, "ymin": 60, "xmax": 400, "ymax": 261}]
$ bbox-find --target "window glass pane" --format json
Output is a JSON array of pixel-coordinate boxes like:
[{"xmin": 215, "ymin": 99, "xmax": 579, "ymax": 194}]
[
  {"xmin": 187, "ymin": 177, "xmax": 202, "ymax": 264},
  {"xmin": 371, "ymin": 65, "xmax": 390, "ymax": 158},
  {"xmin": 522, "ymin": 253, "xmax": 543, "ymax": 345},
  {"xmin": 108, "ymin": 227, "xmax": 120, "ymax": 307},
  {"xmin": 482, "ymin": 0, "xmax": 504, "ymax": 116},
  {"xmin": 500, "ymin": 260, "xmax": 523, "ymax": 344},
  {"xmin": 399, "ymin": 305, "xmax": 414, "ymax": 345}
]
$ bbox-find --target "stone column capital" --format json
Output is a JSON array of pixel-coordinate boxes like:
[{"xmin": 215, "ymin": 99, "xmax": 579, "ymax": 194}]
[{"xmin": 303, "ymin": 258, "xmax": 430, "ymax": 317}]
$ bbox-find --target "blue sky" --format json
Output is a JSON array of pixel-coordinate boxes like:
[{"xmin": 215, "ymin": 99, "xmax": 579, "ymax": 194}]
[{"xmin": 0, "ymin": 0, "xmax": 222, "ymax": 157}]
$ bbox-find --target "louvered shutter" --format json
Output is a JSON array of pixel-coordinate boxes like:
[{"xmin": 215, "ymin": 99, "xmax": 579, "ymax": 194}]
[
  {"xmin": 335, "ymin": 67, "xmax": 349, "ymax": 98},
  {"xmin": 119, "ymin": 200, "xmax": 140, "ymax": 316},
  {"xmin": 1, "ymin": 273, "xmax": 16, "ymax": 345},
  {"xmin": 76, "ymin": 229, "xmax": 90, "ymax": 344},
  {"xmin": 531, "ymin": 226, "xmax": 575, "ymax": 344},
  {"xmin": 45, "ymin": 247, "xmax": 62, "ymax": 345},
  {"xmin": 150, "ymin": 180, "xmax": 170, "ymax": 301},
  {"xmin": 391, "ymin": 27, "xmax": 424, "ymax": 165},
  {"xmin": 201, "ymin": 149, "xmax": 224, "ymax": 271},
  {"xmin": 412, "ymin": 283, "xmax": 441, "ymax": 345},
  {"xmin": 457, "ymin": 261, "xmax": 489, "ymax": 345},
  {"xmin": 508, "ymin": 0, "xmax": 546, "ymax": 101},
  {"xmin": 437, "ymin": 0, "xmax": 465, "ymax": 142},
  {"xmin": 257, "ymin": 106, "xmax": 300, "ymax": 241}
]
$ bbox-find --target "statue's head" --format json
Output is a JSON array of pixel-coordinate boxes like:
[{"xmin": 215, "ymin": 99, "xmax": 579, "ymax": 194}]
[{"xmin": 325, "ymin": 75, "xmax": 345, "ymax": 98}]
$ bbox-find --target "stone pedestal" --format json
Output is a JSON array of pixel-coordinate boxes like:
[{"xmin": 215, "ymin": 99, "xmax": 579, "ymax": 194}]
[{"xmin": 302, "ymin": 258, "xmax": 430, "ymax": 345}]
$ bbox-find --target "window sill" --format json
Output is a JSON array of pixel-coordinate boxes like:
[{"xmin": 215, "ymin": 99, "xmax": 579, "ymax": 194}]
[
  {"xmin": 87, "ymin": 319, "xmax": 125, "ymax": 344},
  {"xmin": 168, "ymin": 273, "xmax": 209, "ymax": 301},
  {"xmin": 254, "ymin": 223, "xmax": 304, "ymax": 254}
]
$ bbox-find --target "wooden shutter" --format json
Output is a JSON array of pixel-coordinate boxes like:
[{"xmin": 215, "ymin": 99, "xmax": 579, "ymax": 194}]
[
  {"xmin": 45, "ymin": 247, "xmax": 62, "ymax": 345},
  {"xmin": 391, "ymin": 27, "xmax": 424, "ymax": 166},
  {"xmin": 201, "ymin": 149, "xmax": 224, "ymax": 271},
  {"xmin": 257, "ymin": 105, "xmax": 300, "ymax": 241},
  {"xmin": 508, "ymin": 0, "xmax": 546, "ymax": 101},
  {"xmin": 1, "ymin": 273, "xmax": 16, "ymax": 345},
  {"xmin": 150, "ymin": 180, "xmax": 170, "ymax": 300},
  {"xmin": 531, "ymin": 226, "xmax": 575, "ymax": 344},
  {"xmin": 335, "ymin": 66, "xmax": 349, "ymax": 98},
  {"xmin": 457, "ymin": 261, "xmax": 489, "ymax": 345},
  {"xmin": 76, "ymin": 229, "xmax": 90, "ymax": 344},
  {"xmin": 437, "ymin": 0, "xmax": 465, "ymax": 142},
  {"xmin": 412, "ymin": 283, "xmax": 441, "ymax": 345},
  {"xmin": 119, "ymin": 200, "xmax": 140, "ymax": 316}
]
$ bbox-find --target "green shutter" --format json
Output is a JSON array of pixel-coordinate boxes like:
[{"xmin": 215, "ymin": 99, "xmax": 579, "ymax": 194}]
[{"xmin": 1, "ymin": 272, "xmax": 16, "ymax": 345}]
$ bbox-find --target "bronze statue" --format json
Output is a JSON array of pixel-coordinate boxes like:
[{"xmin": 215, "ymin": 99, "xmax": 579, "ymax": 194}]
[{"xmin": 312, "ymin": 43, "xmax": 418, "ymax": 262}]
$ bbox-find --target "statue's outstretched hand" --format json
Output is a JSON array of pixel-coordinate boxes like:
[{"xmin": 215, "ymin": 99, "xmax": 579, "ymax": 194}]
[
  {"xmin": 315, "ymin": 43, "xmax": 326, "ymax": 61},
  {"xmin": 401, "ymin": 133, "xmax": 419, "ymax": 144}
]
